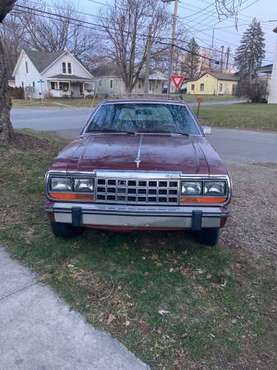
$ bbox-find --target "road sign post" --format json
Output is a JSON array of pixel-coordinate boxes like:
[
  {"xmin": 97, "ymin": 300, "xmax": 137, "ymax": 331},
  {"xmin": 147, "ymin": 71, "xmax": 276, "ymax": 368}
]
[
  {"xmin": 171, "ymin": 74, "xmax": 185, "ymax": 92},
  {"xmin": 196, "ymin": 96, "xmax": 204, "ymax": 117}
]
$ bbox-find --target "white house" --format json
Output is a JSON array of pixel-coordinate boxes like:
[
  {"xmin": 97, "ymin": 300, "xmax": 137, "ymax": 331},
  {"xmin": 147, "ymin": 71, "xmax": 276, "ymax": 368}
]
[
  {"xmin": 12, "ymin": 48, "xmax": 95, "ymax": 99},
  {"xmin": 92, "ymin": 63, "xmax": 167, "ymax": 96},
  {"xmin": 268, "ymin": 26, "xmax": 277, "ymax": 104}
]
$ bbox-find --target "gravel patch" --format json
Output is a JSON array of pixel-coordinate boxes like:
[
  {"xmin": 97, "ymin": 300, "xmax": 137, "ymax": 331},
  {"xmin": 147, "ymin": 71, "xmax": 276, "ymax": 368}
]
[{"xmin": 220, "ymin": 162, "xmax": 277, "ymax": 258}]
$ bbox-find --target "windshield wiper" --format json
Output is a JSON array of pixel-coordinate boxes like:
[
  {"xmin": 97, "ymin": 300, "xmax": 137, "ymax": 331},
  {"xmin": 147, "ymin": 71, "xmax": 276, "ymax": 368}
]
[
  {"xmin": 174, "ymin": 132, "xmax": 190, "ymax": 137},
  {"xmin": 89, "ymin": 129, "xmax": 135, "ymax": 135},
  {"xmin": 135, "ymin": 130, "xmax": 190, "ymax": 137}
]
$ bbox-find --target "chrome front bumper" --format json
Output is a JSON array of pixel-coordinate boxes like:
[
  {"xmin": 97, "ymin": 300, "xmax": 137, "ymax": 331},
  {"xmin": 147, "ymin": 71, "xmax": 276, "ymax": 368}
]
[{"xmin": 47, "ymin": 203, "xmax": 229, "ymax": 230}]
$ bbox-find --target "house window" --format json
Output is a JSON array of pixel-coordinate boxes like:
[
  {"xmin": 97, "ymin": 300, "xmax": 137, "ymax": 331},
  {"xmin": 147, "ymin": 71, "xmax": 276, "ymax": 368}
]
[
  {"xmin": 200, "ymin": 83, "xmax": 204, "ymax": 92},
  {"xmin": 138, "ymin": 80, "xmax": 142, "ymax": 89},
  {"xmin": 25, "ymin": 61, "xmax": 28, "ymax": 73},
  {"xmin": 191, "ymin": 84, "xmax": 195, "ymax": 91},
  {"xmin": 51, "ymin": 82, "xmax": 56, "ymax": 90},
  {"xmin": 32, "ymin": 81, "xmax": 35, "ymax": 88},
  {"xmin": 62, "ymin": 62, "xmax": 66, "ymax": 74},
  {"xmin": 98, "ymin": 80, "xmax": 102, "ymax": 87},
  {"xmin": 21, "ymin": 82, "xmax": 24, "ymax": 88},
  {"xmin": 219, "ymin": 83, "xmax": 223, "ymax": 93},
  {"xmin": 110, "ymin": 80, "xmax": 113, "ymax": 89},
  {"xmin": 60, "ymin": 82, "xmax": 69, "ymax": 91},
  {"xmin": 68, "ymin": 62, "xmax": 72, "ymax": 74}
]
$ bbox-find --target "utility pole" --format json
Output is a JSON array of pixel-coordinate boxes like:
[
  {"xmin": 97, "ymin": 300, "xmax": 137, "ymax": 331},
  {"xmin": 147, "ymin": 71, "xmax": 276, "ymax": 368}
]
[
  {"xmin": 220, "ymin": 45, "xmax": 224, "ymax": 72},
  {"xmin": 225, "ymin": 47, "xmax": 230, "ymax": 72},
  {"xmin": 163, "ymin": 0, "xmax": 179, "ymax": 95},
  {"xmin": 211, "ymin": 27, "xmax": 215, "ymax": 49},
  {"xmin": 144, "ymin": 24, "xmax": 152, "ymax": 95}
]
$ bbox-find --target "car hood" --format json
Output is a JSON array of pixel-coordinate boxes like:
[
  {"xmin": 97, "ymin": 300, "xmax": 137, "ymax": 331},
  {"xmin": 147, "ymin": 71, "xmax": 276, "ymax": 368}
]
[{"xmin": 50, "ymin": 133, "xmax": 227, "ymax": 175}]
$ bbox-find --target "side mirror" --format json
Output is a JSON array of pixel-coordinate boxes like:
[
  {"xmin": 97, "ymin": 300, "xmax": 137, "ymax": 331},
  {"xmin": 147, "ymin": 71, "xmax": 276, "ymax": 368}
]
[{"xmin": 202, "ymin": 126, "xmax": 212, "ymax": 135}]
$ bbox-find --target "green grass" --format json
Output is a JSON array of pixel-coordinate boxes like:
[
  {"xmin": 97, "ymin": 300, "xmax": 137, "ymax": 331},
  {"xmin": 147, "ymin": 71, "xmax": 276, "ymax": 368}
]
[
  {"xmin": 197, "ymin": 103, "xmax": 277, "ymax": 131},
  {"xmin": 182, "ymin": 94, "xmax": 238, "ymax": 103},
  {"xmin": 1, "ymin": 131, "xmax": 277, "ymax": 369}
]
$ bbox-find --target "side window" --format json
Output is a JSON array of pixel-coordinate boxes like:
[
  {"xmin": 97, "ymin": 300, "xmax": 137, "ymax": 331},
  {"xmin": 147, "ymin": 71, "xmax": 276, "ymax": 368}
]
[
  {"xmin": 191, "ymin": 84, "xmax": 195, "ymax": 91},
  {"xmin": 62, "ymin": 62, "xmax": 66, "ymax": 74},
  {"xmin": 200, "ymin": 83, "xmax": 204, "ymax": 92},
  {"xmin": 99, "ymin": 80, "xmax": 102, "ymax": 87},
  {"xmin": 25, "ymin": 61, "xmax": 28, "ymax": 73},
  {"xmin": 219, "ymin": 83, "xmax": 223, "ymax": 92},
  {"xmin": 110, "ymin": 80, "xmax": 113, "ymax": 89},
  {"xmin": 68, "ymin": 62, "xmax": 72, "ymax": 74},
  {"xmin": 32, "ymin": 81, "xmax": 35, "ymax": 88}
]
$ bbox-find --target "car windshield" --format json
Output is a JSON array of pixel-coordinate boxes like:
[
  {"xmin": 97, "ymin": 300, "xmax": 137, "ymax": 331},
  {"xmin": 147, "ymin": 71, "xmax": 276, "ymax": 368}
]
[{"xmin": 86, "ymin": 103, "xmax": 200, "ymax": 135}]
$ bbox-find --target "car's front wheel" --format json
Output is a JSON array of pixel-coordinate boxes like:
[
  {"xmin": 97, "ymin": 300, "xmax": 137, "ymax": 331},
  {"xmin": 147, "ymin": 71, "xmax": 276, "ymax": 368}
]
[
  {"xmin": 196, "ymin": 228, "xmax": 220, "ymax": 246},
  {"xmin": 50, "ymin": 222, "xmax": 84, "ymax": 239}
]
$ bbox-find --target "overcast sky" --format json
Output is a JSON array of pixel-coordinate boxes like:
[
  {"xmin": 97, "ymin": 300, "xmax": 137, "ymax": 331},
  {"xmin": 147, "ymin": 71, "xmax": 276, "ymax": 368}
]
[{"xmin": 68, "ymin": 0, "xmax": 277, "ymax": 65}]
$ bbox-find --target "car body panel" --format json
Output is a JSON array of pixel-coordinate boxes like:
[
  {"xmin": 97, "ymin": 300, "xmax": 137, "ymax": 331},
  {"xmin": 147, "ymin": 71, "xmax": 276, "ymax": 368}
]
[{"xmin": 46, "ymin": 98, "xmax": 231, "ymax": 232}]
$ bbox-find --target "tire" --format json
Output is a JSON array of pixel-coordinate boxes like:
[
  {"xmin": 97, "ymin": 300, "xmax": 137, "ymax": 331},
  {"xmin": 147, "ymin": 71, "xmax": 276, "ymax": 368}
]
[
  {"xmin": 196, "ymin": 228, "xmax": 220, "ymax": 247},
  {"xmin": 50, "ymin": 222, "xmax": 84, "ymax": 239}
]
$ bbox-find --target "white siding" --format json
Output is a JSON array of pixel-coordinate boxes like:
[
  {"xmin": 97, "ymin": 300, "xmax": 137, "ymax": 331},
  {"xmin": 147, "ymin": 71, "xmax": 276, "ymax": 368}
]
[
  {"xmin": 43, "ymin": 52, "xmax": 92, "ymax": 79},
  {"xmin": 14, "ymin": 51, "xmax": 45, "ymax": 98}
]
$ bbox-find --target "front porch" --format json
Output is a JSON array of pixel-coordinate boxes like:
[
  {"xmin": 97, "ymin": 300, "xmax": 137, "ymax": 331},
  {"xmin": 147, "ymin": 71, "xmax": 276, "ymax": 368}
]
[{"xmin": 47, "ymin": 75, "xmax": 94, "ymax": 98}]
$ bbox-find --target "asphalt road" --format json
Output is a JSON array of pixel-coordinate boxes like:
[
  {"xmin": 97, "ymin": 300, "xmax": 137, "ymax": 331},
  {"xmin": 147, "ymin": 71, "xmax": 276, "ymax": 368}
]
[{"xmin": 11, "ymin": 106, "xmax": 277, "ymax": 164}]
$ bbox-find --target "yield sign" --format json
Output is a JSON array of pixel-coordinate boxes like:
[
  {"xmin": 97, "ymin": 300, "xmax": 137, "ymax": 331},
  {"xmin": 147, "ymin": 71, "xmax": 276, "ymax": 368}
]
[{"xmin": 171, "ymin": 74, "xmax": 185, "ymax": 90}]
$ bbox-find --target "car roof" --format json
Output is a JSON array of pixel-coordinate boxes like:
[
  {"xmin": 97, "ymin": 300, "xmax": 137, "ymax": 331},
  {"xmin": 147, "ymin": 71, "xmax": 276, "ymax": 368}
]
[{"xmin": 101, "ymin": 97, "xmax": 188, "ymax": 106}]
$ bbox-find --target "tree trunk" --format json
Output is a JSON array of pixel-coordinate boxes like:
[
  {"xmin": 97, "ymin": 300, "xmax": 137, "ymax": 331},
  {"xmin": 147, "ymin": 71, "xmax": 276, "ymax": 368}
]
[{"xmin": 0, "ymin": 34, "xmax": 14, "ymax": 144}]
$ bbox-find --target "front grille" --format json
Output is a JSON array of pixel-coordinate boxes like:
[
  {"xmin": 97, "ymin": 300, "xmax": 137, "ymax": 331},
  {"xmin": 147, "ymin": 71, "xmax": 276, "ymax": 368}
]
[{"xmin": 96, "ymin": 177, "xmax": 179, "ymax": 205}]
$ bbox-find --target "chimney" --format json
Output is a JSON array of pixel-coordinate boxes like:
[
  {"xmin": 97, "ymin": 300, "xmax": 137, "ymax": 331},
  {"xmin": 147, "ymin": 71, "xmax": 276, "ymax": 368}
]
[{"xmin": 268, "ymin": 27, "xmax": 277, "ymax": 104}]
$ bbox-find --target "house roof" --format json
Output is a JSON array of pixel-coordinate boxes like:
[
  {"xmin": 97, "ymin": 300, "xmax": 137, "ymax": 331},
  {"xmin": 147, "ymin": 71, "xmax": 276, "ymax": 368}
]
[
  {"xmin": 48, "ymin": 74, "xmax": 93, "ymax": 81},
  {"xmin": 24, "ymin": 48, "xmax": 65, "ymax": 73},
  {"xmin": 93, "ymin": 63, "xmax": 167, "ymax": 81},
  {"xmin": 92, "ymin": 63, "xmax": 121, "ymax": 78},
  {"xmin": 140, "ymin": 71, "xmax": 167, "ymax": 81},
  {"xmin": 187, "ymin": 71, "xmax": 239, "ymax": 83},
  {"xmin": 208, "ymin": 72, "xmax": 239, "ymax": 81},
  {"xmin": 257, "ymin": 64, "xmax": 273, "ymax": 74}
]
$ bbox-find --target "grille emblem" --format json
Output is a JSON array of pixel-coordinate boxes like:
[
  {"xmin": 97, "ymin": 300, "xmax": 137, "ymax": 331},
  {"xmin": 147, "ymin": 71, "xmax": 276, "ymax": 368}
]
[{"xmin": 134, "ymin": 159, "xmax": 141, "ymax": 168}]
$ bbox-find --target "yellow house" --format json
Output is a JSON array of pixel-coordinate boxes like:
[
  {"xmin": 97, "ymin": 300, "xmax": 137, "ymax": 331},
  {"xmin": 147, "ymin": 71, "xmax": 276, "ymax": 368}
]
[{"xmin": 186, "ymin": 72, "xmax": 239, "ymax": 95}]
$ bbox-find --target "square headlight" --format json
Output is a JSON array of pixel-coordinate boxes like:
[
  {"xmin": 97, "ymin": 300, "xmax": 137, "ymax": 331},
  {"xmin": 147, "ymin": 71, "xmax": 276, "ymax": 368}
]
[
  {"xmin": 74, "ymin": 178, "xmax": 94, "ymax": 193},
  {"xmin": 181, "ymin": 181, "xmax": 202, "ymax": 195},
  {"xmin": 204, "ymin": 181, "xmax": 226, "ymax": 196},
  {"xmin": 50, "ymin": 177, "xmax": 72, "ymax": 192}
]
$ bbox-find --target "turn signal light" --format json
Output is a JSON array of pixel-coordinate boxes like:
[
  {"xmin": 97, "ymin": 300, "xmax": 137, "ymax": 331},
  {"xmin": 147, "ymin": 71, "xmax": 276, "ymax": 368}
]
[
  {"xmin": 49, "ymin": 192, "xmax": 95, "ymax": 202},
  {"xmin": 180, "ymin": 196, "xmax": 226, "ymax": 204}
]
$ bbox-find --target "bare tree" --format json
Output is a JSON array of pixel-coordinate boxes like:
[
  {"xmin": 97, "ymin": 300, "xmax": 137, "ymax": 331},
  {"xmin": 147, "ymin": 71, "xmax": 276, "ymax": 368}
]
[
  {"xmin": 0, "ymin": 13, "xmax": 25, "ymax": 76},
  {"xmin": 215, "ymin": 0, "xmax": 242, "ymax": 29},
  {"xmin": 100, "ymin": 0, "xmax": 169, "ymax": 94},
  {"xmin": 14, "ymin": 1, "xmax": 99, "ymax": 67},
  {"xmin": 0, "ymin": 0, "xmax": 16, "ymax": 144}
]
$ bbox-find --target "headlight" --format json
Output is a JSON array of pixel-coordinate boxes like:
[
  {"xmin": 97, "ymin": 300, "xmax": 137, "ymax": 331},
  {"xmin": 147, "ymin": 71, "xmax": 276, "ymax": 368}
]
[
  {"xmin": 74, "ymin": 178, "xmax": 94, "ymax": 193},
  {"xmin": 204, "ymin": 181, "xmax": 226, "ymax": 196},
  {"xmin": 181, "ymin": 181, "xmax": 202, "ymax": 195},
  {"xmin": 50, "ymin": 177, "xmax": 72, "ymax": 191}
]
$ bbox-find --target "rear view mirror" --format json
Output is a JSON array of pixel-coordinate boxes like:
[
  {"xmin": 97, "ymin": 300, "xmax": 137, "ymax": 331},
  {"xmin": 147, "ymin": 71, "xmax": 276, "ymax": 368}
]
[{"xmin": 202, "ymin": 126, "xmax": 212, "ymax": 135}]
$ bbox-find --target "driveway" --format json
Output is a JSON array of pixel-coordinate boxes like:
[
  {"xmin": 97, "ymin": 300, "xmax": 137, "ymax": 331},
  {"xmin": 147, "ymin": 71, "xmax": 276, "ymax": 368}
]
[
  {"xmin": 0, "ymin": 247, "xmax": 148, "ymax": 369},
  {"xmin": 11, "ymin": 106, "xmax": 277, "ymax": 164}
]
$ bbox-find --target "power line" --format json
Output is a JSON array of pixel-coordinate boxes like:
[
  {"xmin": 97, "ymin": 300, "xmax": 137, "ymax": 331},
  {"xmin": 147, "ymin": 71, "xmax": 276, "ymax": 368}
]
[{"xmin": 13, "ymin": 2, "xmax": 273, "ymax": 66}]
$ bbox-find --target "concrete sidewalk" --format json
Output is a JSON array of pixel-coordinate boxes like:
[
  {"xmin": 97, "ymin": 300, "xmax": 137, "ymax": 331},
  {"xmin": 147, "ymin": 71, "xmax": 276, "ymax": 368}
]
[{"xmin": 0, "ymin": 247, "xmax": 149, "ymax": 370}]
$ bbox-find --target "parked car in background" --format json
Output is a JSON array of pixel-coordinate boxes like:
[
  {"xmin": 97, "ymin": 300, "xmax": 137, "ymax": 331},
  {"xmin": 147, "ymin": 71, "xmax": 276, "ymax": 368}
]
[{"xmin": 45, "ymin": 98, "xmax": 232, "ymax": 246}]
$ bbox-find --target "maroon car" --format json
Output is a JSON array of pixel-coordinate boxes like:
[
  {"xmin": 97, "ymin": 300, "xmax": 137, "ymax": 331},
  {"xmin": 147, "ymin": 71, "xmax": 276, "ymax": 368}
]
[{"xmin": 45, "ymin": 98, "xmax": 232, "ymax": 246}]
